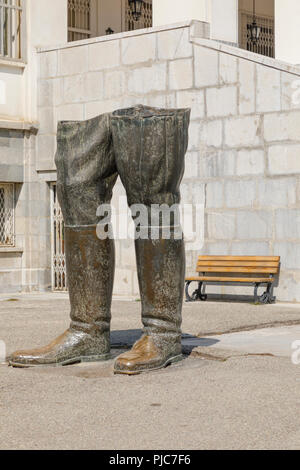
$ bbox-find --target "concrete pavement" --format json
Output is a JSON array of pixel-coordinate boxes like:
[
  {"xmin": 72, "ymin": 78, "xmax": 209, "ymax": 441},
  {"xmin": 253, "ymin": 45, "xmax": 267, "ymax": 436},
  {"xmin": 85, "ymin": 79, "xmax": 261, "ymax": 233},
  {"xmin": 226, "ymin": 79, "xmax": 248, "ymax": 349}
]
[{"xmin": 0, "ymin": 293, "xmax": 300, "ymax": 449}]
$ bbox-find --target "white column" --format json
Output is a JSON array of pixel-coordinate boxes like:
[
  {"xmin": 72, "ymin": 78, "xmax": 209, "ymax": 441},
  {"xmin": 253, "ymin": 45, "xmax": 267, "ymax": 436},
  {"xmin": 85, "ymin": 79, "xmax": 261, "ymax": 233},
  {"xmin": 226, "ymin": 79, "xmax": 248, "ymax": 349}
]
[
  {"xmin": 275, "ymin": 0, "xmax": 300, "ymax": 64},
  {"xmin": 24, "ymin": 0, "xmax": 68, "ymax": 122},
  {"xmin": 152, "ymin": 0, "xmax": 238, "ymax": 44},
  {"xmin": 152, "ymin": 0, "xmax": 209, "ymax": 27},
  {"xmin": 210, "ymin": 0, "xmax": 238, "ymax": 44},
  {"xmin": 28, "ymin": 0, "xmax": 67, "ymax": 48}
]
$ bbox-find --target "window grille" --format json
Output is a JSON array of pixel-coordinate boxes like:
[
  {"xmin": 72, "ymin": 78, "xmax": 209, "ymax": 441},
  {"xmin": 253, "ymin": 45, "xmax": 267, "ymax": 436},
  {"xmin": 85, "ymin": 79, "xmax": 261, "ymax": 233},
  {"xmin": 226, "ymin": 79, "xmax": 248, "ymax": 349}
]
[
  {"xmin": 50, "ymin": 184, "xmax": 67, "ymax": 291},
  {"xmin": 68, "ymin": 0, "xmax": 91, "ymax": 42},
  {"xmin": 240, "ymin": 10, "xmax": 275, "ymax": 58},
  {"xmin": 0, "ymin": 0, "xmax": 22, "ymax": 59},
  {"xmin": 0, "ymin": 183, "xmax": 15, "ymax": 246},
  {"xmin": 125, "ymin": 0, "xmax": 152, "ymax": 32}
]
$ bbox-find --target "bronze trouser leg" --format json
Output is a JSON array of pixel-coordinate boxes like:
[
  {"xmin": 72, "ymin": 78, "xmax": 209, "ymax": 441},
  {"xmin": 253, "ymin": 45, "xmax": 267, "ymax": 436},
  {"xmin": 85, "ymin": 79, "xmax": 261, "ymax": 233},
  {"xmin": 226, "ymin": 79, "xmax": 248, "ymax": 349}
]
[
  {"xmin": 135, "ymin": 237, "xmax": 185, "ymax": 342},
  {"xmin": 111, "ymin": 105, "xmax": 191, "ymax": 374},
  {"xmin": 9, "ymin": 113, "xmax": 117, "ymax": 367}
]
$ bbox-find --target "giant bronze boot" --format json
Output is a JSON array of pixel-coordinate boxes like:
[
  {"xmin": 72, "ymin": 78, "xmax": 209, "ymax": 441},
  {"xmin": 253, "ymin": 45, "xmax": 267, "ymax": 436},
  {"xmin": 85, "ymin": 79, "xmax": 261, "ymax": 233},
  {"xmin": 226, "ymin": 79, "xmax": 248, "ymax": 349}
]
[
  {"xmin": 9, "ymin": 114, "xmax": 117, "ymax": 367},
  {"xmin": 111, "ymin": 105, "xmax": 190, "ymax": 374}
]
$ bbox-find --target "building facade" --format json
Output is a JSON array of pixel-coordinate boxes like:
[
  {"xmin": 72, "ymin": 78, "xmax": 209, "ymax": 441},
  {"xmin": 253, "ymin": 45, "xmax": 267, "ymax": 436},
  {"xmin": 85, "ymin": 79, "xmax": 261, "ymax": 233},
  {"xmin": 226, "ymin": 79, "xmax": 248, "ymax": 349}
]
[{"xmin": 1, "ymin": 0, "xmax": 300, "ymax": 302}]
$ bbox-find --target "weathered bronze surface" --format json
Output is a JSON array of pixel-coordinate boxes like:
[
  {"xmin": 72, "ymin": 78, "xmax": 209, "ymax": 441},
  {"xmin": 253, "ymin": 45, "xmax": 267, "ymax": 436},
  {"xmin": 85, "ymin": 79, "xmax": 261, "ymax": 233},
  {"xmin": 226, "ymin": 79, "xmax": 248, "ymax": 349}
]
[{"xmin": 9, "ymin": 105, "xmax": 190, "ymax": 373}]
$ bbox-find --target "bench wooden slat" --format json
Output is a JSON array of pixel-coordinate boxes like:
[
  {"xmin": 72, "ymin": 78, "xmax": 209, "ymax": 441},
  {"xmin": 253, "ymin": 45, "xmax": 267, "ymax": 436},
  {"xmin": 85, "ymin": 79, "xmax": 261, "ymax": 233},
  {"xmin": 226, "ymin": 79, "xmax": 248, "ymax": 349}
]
[
  {"xmin": 198, "ymin": 256, "xmax": 280, "ymax": 262},
  {"xmin": 196, "ymin": 266, "xmax": 278, "ymax": 274},
  {"xmin": 186, "ymin": 276, "xmax": 275, "ymax": 283},
  {"xmin": 197, "ymin": 261, "xmax": 279, "ymax": 268}
]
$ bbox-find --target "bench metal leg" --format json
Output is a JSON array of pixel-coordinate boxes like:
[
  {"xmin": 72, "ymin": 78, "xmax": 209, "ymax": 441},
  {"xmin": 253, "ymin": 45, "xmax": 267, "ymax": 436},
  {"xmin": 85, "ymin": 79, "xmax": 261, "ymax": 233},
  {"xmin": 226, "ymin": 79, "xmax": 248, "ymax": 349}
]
[
  {"xmin": 254, "ymin": 283, "xmax": 276, "ymax": 304},
  {"xmin": 185, "ymin": 281, "xmax": 207, "ymax": 302}
]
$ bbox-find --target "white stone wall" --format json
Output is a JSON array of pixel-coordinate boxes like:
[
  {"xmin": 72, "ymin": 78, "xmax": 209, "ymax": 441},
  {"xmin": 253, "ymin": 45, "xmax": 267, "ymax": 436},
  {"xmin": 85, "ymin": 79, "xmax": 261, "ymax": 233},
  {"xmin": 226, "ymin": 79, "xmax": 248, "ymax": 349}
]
[{"xmin": 37, "ymin": 21, "xmax": 300, "ymax": 301}]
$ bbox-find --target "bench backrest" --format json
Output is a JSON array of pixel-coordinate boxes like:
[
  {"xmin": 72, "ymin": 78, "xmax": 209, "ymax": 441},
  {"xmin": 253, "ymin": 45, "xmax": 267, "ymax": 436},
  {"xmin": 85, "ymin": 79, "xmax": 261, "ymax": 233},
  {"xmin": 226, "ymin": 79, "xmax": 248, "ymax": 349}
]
[{"xmin": 196, "ymin": 256, "xmax": 280, "ymax": 275}]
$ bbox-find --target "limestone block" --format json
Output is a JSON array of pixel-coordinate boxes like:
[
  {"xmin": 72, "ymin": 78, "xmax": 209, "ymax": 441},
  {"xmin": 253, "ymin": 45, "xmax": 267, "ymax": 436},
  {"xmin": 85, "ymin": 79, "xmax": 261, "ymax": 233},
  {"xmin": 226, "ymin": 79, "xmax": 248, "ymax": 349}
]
[
  {"xmin": 207, "ymin": 211, "xmax": 236, "ymax": 239},
  {"xmin": 219, "ymin": 54, "xmax": 237, "ymax": 84},
  {"xmin": 225, "ymin": 116, "xmax": 261, "ymax": 147},
  {"xmin": 256, "ymin": 64, "xmax": 281, "ymax": 113},
  {"xmin": 268, "ymin": 144, "xmax": 300, "ymax": 175},
  {"xmin": 39, "ymin": 107, "xmax": 56, "ymax": 135},
  {"xmin": 238, "ymin": 59, "xmax": 255, "ymax": 115},
  {"xmin": 88, "ymin": 40, "xmax": 120, "ymax": 71},
  {"xmin": 85, "ymin": 99, "xmax": 122, "ymax": 119},
  {"xmin": 176, "ymin": 89, "xmax": 205, "ymax": 119},
  {"xmin": 274, "ymin": 242, "xmax": 300, "ymax": 269},
  {"xmin": 236, "ymin": 149, "xmax": 265, "ymax": 176},
  {"xmin": 128, "ymin": 63, "xmax": 167, "ymax": 94},
  {"xmin": 206, "ymin": 86, "xmax": 237, "ymax": 117},
  {"xmin": 183, "ymin": 152, "xmax": 199, "ymax": 179},
  {"xmin": 236, "ymin": 211, "xmax": 273, "ymax": 239},
  {"xmin": 57, "ymin": 103, "xmax": 84, "ymax": 121},
  {"xmin": 281, "ymin": 71, "xmax": 300, "ymax": 111},
  {"xmin": 194, "ymin": 46, "xmax": 218, "ymax": 88},
  {"xmin": 146, "ymin": 93, "xmax": 176, "ymax": 109},
  {"xmin": 199, "ymin": 120, "xmax": 223, "ymax": 148},
  {"xmin": 225, "ymin": 180, "xmax": 256, "ymax": 208},
  {"xmin": 157, "ymin": 28, "xmax": 193, "ymax": 60},
  {"xmin": 64, "ymin": 72, "xmax": 104, "ymax": 103},
  {"xmin": 39, "ymin": 50, "xmax": 58, "ymax": 79},
  {"xmin": 275, "ymin": 209, "xmax": 300, "ymax": 239},
  {"xmin": 198, "ymin": 150, "xmax": 236, "ymax": 178},
  {"xmin": 206, "ymin": 181, "xmax": 224, "ymax": 208},
  {"xmin": 231, "ymin": 241, "xmax": 270, "ymax": 256},
  {"xmin": 274, "ymin": 271, "xmax": 300, "ymax": 303},
  {"xmin": 169, "ymin": 58, "xmax": 193, "ymax": 90},
  {"xmin": 58, "ymin": 46, "xmax": 88, "ymax": 76},
  {"xmin": 122, "ymin": 34, "xmax": 156, "ymax": 65},
  {"xmin": 264, "ymin": 111, "xmax": 300, "ymax": 142},
  {"xmin": 258, "ymin": 177, "xmax": 296, "ymax": 208}
]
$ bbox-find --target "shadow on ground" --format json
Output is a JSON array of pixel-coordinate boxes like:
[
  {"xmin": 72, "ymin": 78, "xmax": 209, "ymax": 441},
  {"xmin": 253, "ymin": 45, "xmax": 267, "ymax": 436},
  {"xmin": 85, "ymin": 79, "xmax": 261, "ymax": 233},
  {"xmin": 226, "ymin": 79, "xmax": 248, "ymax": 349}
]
[{"xmin": 110, "ymin": 329, "xmax": 219, "ymax": 357}]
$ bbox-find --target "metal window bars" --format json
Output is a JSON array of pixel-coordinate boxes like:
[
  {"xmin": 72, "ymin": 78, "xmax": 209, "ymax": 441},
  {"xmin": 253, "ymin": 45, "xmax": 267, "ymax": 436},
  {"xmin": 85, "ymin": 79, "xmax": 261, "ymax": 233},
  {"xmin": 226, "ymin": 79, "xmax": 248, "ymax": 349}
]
[
  {"xmin": 0, "ymin": 0, "xmax": 22, "ymax": 59},
  {"xmin": 0, "ymin": 183, "xmax": 15, "ymax": 246},
  {"xmin": 240, "ymin": 10, "xmax": 275, "ymax": 58},
  {"xmin": 125, "ymin": 0, "xmax": 152, "ymax": 32},
  {"xmin": 68, "ymin": 0, "xmax": 91, "ymax": 42},
  {"xmin": 50, "ymin": 184, "xmax": 67, "ymax": 291}
]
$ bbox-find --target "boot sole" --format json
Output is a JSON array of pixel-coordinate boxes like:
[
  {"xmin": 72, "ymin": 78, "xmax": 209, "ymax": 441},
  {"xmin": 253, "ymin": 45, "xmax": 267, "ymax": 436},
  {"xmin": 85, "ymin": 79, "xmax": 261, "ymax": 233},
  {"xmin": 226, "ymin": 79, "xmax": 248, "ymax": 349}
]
[
  {"xmin": 114, "ymin": 354, "xmax": 183, "ymax": 376},
  {"xmin": 9, "ymin": 353, "xmax": 111, "ymax": 368}
]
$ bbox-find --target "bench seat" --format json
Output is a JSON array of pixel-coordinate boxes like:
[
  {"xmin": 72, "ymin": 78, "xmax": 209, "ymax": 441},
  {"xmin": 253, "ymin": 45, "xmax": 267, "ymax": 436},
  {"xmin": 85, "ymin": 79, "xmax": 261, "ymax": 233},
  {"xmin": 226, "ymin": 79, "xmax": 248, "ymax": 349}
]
[
  {"xmin": 185, "ymin": 276, "xmax": 275, "ymax": 283},
  {"xmin": 185, "ymin": 255, "xmax": 280, "ymax": 304}
]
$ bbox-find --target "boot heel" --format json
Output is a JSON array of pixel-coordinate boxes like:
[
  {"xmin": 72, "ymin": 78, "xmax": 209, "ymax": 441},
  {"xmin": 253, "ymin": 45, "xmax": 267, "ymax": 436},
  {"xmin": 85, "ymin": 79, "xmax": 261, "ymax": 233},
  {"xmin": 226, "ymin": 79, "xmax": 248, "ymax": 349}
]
[
  {"xmin": 166, "ymin": 354, "xmax": 183, "ymax": 366},
  {"xmin": 80, "ymin": 353, "xmax": 111, "ymax": 363}
]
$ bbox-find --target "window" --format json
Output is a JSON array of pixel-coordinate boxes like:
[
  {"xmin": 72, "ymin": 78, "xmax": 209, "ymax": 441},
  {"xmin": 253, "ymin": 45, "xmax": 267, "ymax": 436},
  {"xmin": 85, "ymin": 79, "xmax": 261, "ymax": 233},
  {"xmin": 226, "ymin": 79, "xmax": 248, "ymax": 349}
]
[
  {"xmin": 50, "ymin": 184, "xmax": 67, "ymax": 291},
  {"xmin": 0, "ymin": 183, "xmax": 15, "ymax": 246},
  {"xmin": 68, "ymin": 0, "xmax": 92, "ymax": 42},
  {"xmin": 0, "ymin": 0, "xmax": 22, "ymax": 60},
  {"xmin": 125, "ymin": 0, "xmax": 152, "ymax": 32},
  {"xmin": 240, "ymin": 10, "xmax": 275, "ymax": 58}
]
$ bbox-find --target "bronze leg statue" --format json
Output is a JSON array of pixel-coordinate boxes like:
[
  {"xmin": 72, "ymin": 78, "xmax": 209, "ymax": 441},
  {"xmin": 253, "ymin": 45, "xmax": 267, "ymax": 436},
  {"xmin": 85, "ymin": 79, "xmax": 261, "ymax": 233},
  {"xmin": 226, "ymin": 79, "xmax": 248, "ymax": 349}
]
[
  {"xmin": 8, "ymin": 105, "xmax": 190, "ymax": 374},
  {"xmin": 9, "ymin": 114, "xmax": 117, "ymax": 367},
  {"xmin": 111, "ymin": 106, "xmax": 190, "ymax": 374}
]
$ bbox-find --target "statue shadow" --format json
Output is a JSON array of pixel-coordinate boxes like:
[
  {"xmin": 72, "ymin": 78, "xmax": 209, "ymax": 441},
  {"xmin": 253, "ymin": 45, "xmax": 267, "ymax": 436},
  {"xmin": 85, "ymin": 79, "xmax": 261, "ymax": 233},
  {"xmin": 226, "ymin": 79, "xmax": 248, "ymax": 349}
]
[{"xmin": 110, "ymin": 329, "xmax": 219, "ymax": 358}]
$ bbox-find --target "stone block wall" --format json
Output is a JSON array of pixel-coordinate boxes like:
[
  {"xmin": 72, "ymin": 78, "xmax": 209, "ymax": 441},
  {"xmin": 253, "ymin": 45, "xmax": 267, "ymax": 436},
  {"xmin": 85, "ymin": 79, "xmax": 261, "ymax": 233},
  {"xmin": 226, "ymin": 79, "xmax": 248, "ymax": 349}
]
[{"xmin": 37, "ymin": 21, "xmax": 300, "ymax": 301}]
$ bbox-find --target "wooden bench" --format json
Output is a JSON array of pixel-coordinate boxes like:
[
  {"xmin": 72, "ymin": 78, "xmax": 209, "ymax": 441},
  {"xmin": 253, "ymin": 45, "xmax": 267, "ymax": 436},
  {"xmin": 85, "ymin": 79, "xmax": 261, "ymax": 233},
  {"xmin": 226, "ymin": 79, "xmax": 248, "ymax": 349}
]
[{"xmin": 185, "ymin": 256, "xmax": 280, "ymax": 304}]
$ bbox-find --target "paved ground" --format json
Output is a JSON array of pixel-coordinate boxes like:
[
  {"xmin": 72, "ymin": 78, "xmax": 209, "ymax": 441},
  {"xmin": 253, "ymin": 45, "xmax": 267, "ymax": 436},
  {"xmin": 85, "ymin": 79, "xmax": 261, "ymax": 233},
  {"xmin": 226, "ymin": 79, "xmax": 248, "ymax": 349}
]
[{"xmin": 0, "ymin": 293, "xmax": 300, "ymax": 449}]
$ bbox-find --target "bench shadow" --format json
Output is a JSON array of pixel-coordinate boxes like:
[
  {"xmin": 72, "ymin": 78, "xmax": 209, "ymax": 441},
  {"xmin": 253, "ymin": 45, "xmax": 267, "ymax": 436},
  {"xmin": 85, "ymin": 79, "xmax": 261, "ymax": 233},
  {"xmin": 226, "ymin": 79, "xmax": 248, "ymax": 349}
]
[{"xmin": 110, "ymin": 329, "xmax": 219, "ymax": 358}]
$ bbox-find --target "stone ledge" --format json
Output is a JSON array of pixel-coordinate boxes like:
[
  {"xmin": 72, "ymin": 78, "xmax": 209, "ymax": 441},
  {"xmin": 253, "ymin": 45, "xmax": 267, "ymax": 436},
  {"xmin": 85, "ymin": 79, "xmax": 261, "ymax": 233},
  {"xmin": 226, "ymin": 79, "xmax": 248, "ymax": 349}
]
[
  {"xmin": 0, "ymin": 119, "xmax": 39, "ymax": 132},
  {"xmin": 36, "ymin": 20, "xmax": 195, "ymax": 53},
  {"xmin": 190, "ymin": 21, "xmax": 300, "ymax": 77},
  {"xmin": 0, "ymin": 247, "xmax": 23, "ymax": 254},
  {"xmin": 0, "ymin": 57, "xmax": 26, "ymax": 69}
]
